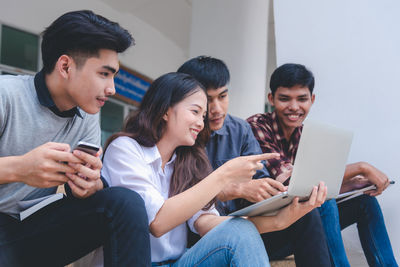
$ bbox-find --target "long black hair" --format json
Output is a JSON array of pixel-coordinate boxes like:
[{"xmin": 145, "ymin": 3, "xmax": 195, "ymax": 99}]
[{"xmin": 105, "ymin": 72, "xmax": 214, "ymax": 208}]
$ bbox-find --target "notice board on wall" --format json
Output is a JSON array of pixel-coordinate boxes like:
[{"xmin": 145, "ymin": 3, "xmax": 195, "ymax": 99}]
[{"xmin": 114, "ymin": 64, "xmax": 152, "ymax": 106}]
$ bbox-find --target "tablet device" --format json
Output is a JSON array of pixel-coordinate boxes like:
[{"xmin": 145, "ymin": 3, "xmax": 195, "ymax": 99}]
[{"xmin": 336, "ymin": 180, "xmax": 395, "ymax": 204}]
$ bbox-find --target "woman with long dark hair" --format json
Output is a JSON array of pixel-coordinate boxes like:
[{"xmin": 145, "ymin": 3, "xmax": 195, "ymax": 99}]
[{"xmin": 99, "ymin": 72, "xmax": 327, "ymax": 266}]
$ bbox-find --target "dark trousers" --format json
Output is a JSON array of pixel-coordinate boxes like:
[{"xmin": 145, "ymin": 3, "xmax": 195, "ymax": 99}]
[
  {"xmin": 261, "ymin": 209, "xmax": 332, "ymax": 267},
  {"xmin": 0, "ymin": 187, "xmax": 150, "ymax": 267}
]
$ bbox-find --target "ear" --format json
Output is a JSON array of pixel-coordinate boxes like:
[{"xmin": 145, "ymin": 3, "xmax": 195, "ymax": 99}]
[
  {"xmin": 163, "ymin": 106, "xmax": 173, "ymax": 121},
  {"xmin": 163, "ymin": 112, "xmax": 169, "ymax": 121},
  {"xmin": 267, "ymin": 92, "xmax": 275, "ymax": 106},
  {"xmin": 55, "ymin": 55, "xmax": 73, "ymax": 79},
  {"xmin": 311, "ymin": 94, "xmax": 315, "ymax": 104}
]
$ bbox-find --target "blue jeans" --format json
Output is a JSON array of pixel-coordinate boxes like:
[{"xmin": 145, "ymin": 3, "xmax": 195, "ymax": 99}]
[
  {"xmin": 153, "ymin": 218, "xmax": 269, "ymax": 267},
  {"xmin": 318, "ymin": 196, "xmax": 398, "ymax": 267},
  {"xmin": 0, "ymin": 187, "xmax": 151, "ymax": 267}
]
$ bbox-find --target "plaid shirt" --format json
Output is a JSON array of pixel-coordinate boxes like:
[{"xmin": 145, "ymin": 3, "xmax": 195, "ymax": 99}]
[{"xmin": 247, "ymin": 111, "xmax": 303, "ymax": 182}]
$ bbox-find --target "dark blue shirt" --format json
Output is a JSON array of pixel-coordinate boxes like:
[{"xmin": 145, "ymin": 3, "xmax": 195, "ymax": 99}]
[{"xmin": 206, "ymin": 114, "xmax": 270, "ymax": 215}]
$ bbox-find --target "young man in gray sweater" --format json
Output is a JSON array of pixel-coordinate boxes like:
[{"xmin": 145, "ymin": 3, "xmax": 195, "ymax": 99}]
[{"xmin": 0, "ymin": 10, "xmax": 150, "ymax": 267}]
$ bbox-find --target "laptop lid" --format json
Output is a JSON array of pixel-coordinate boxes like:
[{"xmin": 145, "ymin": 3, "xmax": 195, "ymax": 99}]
[{"xmin": 287, "ymin": 120, "xmax": 353, "ymax": 199}]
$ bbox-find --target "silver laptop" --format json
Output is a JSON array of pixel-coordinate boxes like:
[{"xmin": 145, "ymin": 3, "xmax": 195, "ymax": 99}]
[{"xmin": 229, "ymin": 120, "xmax": 353, "ymax": 217}]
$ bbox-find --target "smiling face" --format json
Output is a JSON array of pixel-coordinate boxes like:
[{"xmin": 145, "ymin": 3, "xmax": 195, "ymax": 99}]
[
  {"xmin": 206, "ymin": 86, "xmax": 229, "ymax": 131},
  {"xmin": 163, "ymin": 89, "xmax": 208, "ymax": 148},
  {"xmin": 63, "ymin": 49, "xmax": 119, "ymax": 114},
  {"xmin": 268, "ymin": 85, "xmax": 315, "ymax": 139}
]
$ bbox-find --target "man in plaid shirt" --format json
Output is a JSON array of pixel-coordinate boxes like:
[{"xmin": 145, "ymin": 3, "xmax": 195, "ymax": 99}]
[{"xmin": 247, "ymin": 63, "xmax": 397, "ymax": 267}]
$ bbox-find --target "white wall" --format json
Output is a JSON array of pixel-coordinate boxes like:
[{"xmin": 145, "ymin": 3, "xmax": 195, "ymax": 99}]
[
  {"xmin": 0, "ymin": 0, "xmax": 186, "ymax": 79},
  {"xmin": 274, "ymin": 0, "xmax": 400, "ymax": 265},
  {"xmin": 190, "ymin": 0, "xmax": 269, "ymax": 119}
]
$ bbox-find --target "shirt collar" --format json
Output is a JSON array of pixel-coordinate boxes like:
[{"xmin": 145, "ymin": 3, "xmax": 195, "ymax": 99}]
[
  {"xmin": 211, "ymin": 114, "xmax": 231, "ymax": 137},
  {"xmin": 34, "ymin": 70, "xmax": 82, "ymax": 118},
  {"xmin": 142, "ymin": 145, "xmax": 177, "ymax": 166}
]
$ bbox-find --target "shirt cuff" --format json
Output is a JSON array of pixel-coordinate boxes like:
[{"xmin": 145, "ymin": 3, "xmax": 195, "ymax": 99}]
[{"xmin": 187, "ymin": 205, "xmax": 220, "ymax": 234}]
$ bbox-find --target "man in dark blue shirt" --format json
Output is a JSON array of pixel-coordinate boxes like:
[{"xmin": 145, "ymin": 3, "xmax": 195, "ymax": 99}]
[{"xmin": 178, "ymin": 56, "xmax": 332, "ymax": 267}]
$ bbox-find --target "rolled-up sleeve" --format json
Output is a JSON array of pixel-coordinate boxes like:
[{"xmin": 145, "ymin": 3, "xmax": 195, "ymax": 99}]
[{"xmin": 187, "ymin": 205, "xmax": 220, "ymax": 234}]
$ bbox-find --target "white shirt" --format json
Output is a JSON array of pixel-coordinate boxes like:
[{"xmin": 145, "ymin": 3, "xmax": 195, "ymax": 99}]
[{"xmin": 102, "ymin": 136, "xmax": 219, "ymax": 262}]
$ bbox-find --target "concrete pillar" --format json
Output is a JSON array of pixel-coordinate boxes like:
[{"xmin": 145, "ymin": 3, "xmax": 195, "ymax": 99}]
[{"xmin": 190, "ymin": 0, "xmax": 269, "ymax": 119}]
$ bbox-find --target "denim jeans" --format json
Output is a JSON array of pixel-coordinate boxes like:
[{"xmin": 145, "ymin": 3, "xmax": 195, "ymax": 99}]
[
  {"xmin": 261, "ymin": 209, "xmax": 332, "ymax": 267},
  {"xmin": 319, "ymin": 196, "xmax": 398, "ymax": 267},
  {"xmin": 153, "ymin": 218, "xmax": 269, "ymax": 267},
  {"xmin": 0, "ymin": 187, "xmax": 151, "ymax": 267}
]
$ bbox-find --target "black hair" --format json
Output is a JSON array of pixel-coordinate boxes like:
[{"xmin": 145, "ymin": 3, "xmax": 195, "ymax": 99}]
[
  {"xmin": 41, "ymin": 10, "xmax": 134, "ymax": 73},
  {"xmin": 105, "ymin": 72, "xmax": 214, "ymax": 207},
  {"xmin": 270, "ymin": 63, "xmax": 315, "ymax": 95},
  {"xmin": 122, "ymin": 72, "xmax": 210, "ymax": 148},
  {"xmin": 177, "ymin": 56, "xmax": 230, "ymax": 90}
]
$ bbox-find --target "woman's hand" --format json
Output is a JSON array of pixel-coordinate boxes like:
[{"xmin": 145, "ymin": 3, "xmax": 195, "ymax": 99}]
[{"xmin": 217, "ymin": 153, "xmax": 280, "ymax": 184}]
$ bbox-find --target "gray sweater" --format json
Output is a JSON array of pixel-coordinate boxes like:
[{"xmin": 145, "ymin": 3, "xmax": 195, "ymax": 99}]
[{"xmin": 0, "ymin": 74, "xmax": 100, "ymax": 216}]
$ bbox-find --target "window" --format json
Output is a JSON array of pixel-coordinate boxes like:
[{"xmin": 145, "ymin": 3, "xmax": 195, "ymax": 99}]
[
  {"xmin": 0, "ymin": 24, "xmax": 39, "ymax": 72},
  {"xmin": 0, "ymin": 25, "xmax": 142, "ymax": 147},
  {"xmin": 100, "ymin": 98, "xmax": 137, "ymax": 146},
  {"xmin": 99, "ymin": 64, "xmax": 150, "ymax": 146}
]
